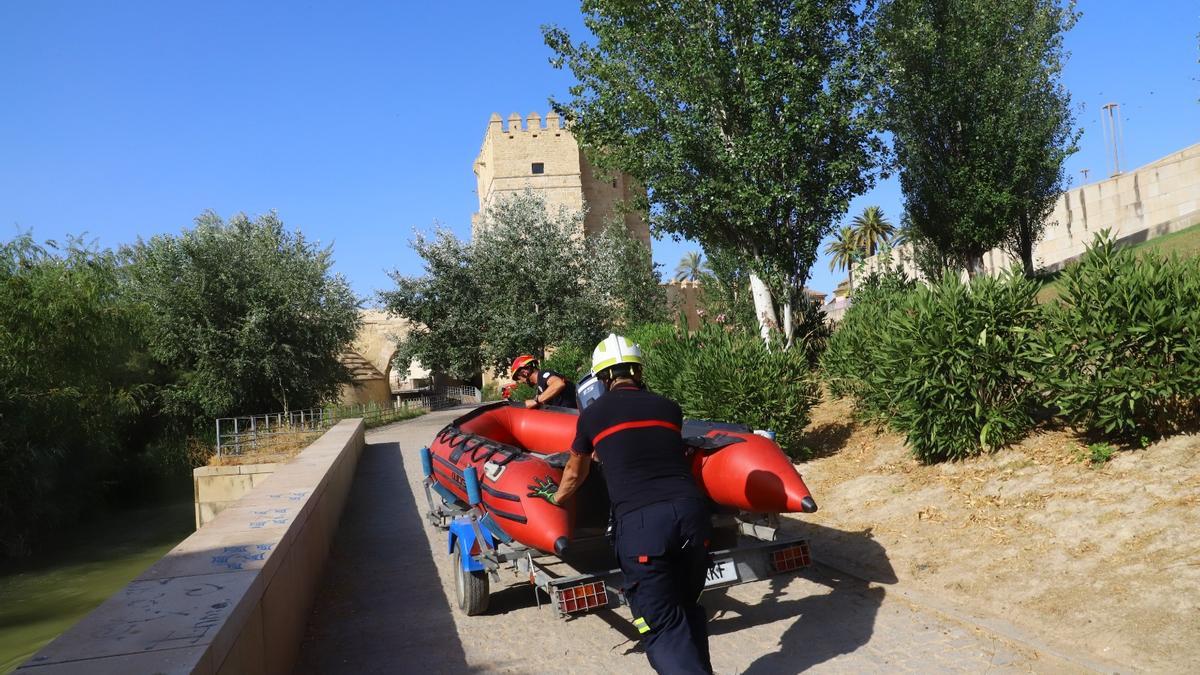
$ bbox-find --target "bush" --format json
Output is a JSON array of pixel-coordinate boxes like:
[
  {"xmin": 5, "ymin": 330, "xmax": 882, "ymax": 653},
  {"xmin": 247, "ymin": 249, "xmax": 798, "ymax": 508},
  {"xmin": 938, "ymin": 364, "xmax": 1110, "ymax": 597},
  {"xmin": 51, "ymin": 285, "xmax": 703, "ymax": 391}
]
[
  {"xmin": 542, "ymin": 343, "xmax": 591, "ymax": 382},
  {"xmin": 823, "ymin": 268, "xmax": 1043, "ymax": 462},
  {"xmin": 883, "ymin": 271, "xmax": 1044, "ymax": 462},
  {"xmin": 1038, "ymin": 234, "xmax": 1200, "ymax": 439},
  {"xmin": 628, "ymin": 323, "xmax": 820, "ymax": 459},
  {"xmin": 821, "ymin": 268, "xmax": 916, "ymax": 422}
]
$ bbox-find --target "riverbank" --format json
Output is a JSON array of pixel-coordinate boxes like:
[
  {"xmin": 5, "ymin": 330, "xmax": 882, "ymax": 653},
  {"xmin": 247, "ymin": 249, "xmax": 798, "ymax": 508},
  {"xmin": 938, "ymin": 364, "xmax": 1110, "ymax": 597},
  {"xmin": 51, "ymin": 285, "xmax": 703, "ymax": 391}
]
[{"xmin": 0, "ymin": 500, "xmax": 194, "ymax": 673}]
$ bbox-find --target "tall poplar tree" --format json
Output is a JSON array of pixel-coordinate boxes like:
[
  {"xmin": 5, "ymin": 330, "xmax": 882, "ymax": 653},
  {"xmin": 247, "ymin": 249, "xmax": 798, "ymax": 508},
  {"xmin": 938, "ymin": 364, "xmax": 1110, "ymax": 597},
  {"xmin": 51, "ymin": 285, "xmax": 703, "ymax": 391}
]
[
  {"xmin": 545, "ymin": 0, "xmax": 884, "ymax": 345},
  {"xmin": 880, "ymin": 0, "xmax": 1080, "ymax": 276}
]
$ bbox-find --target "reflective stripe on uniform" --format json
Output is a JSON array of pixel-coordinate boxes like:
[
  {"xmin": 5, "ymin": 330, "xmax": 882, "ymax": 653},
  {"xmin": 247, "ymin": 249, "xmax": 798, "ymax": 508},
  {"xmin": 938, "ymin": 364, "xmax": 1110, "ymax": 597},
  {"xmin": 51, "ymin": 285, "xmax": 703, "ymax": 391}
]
[
  {"xmin": 633, "ymin": 616, "xmax": 651, "ymax": 634},
  {"xmin": 592, "ymin": 419, "xmax": 681, "ymax": 445}
]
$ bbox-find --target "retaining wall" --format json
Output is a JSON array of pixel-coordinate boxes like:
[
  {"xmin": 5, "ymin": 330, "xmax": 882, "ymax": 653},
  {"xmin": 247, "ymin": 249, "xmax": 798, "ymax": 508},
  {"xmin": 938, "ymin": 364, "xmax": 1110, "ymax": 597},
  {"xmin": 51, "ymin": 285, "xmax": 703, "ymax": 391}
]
[
  {"xmin": 19, "ymin": 419, "xmax": 366, "ymax": 675},
  {"xmin": 194, "ymin": 463, "xmax": 279, "ymax": 529}
]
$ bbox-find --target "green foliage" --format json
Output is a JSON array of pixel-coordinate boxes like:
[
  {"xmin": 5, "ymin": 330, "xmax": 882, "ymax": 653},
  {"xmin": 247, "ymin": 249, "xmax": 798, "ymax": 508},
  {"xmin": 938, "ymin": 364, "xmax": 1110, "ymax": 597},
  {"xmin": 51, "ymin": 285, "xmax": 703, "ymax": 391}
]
[
  {"xmin": 884, "ymin": 272, "xmax": 1044, "ymax": 462},
  {"xmin": 1038, "ymin": 233, "xmax": 1200, "ymax": 439},
  {"xmin": 127, "ymin": 211, "xmax": 360, "ymax": 422},
  {"xmin": 821, "ymin": 267, "xmax": 916, "ymax": 417},
  {"xmin": 1087, "ymin": 442, "xmax": 1116, "ymax": 466},
  {"xmin": 674, "ymin": 251, "xmax": 709, "ymax": 282},
  {"xmin": 586, "ymin": 221, "xmax": 668, "ymax": 330},
  {"xmin": 698, "ymin": 247, "xmax": 758, "ymax": 333},
  {"xmin": 880, "ymin": 0, "xmax": 1080, "ymax": 274},
  {"xmin": 542, "ymin": 343, "xmax": 591, "ymax": 382},
  {"xmin": 0, "ymin": 237, "xmax": 151, "ymax": 555},
  {"xmin": 850, "ymin": 206, "xmax": 895, "ymax": 257},
  {"xmin": 383, "ymin": 191, "xmax": 660, "ymax": 379},
  {"xmin": 546, "ymin": 0, "xmax": 885, "ymax": 333},
  {"xmin": 627, "ymin": 323, "xmax": 820, "ymax": 459},
  {"xmin": 509, "ymin": 382, "xmax": 536, "ymax": 402},
  {"xmin": 824, "ymin": 268, "xmax": 1043, "ymax": 462}
]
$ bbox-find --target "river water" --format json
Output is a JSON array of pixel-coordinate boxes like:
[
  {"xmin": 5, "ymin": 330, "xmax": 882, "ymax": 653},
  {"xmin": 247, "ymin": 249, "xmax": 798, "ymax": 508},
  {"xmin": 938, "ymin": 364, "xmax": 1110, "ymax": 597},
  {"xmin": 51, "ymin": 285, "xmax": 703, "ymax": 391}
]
[{"xmin": 0, "ymin": 500, "xmax": 194, "ymax": 673}]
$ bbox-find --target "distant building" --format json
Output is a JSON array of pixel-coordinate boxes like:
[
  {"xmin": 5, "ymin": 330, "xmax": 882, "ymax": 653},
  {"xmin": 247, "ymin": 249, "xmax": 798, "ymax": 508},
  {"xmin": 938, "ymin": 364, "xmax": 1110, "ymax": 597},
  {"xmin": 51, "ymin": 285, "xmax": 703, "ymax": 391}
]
[{"xmin": 472, "ymin": 112, "xmax": 650, "ymax": 246}]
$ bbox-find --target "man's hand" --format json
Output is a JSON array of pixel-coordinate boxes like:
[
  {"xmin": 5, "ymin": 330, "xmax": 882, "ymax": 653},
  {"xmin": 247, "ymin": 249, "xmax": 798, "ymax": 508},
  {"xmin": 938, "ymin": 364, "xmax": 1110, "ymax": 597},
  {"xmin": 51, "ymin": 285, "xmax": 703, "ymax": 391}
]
[
  {"xmin": 524, "ymin": 398, "xmax": 540, "ymax": 409},
  {"xmin": 527, "ymin": 476, "xmax": 559, "ymax": 505}
]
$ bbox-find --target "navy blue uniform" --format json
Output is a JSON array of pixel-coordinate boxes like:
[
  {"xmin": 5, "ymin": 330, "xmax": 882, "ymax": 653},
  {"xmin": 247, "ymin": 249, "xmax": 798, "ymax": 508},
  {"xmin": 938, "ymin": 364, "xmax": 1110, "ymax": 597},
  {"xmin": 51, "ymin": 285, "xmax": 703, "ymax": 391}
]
[
  {"xmin": 571, "ymin": 384, "xmax": 712, "ymax": 674},
  {"xmin": 537, "ymin": 369, "xmax": 577, "ymax": 409}
]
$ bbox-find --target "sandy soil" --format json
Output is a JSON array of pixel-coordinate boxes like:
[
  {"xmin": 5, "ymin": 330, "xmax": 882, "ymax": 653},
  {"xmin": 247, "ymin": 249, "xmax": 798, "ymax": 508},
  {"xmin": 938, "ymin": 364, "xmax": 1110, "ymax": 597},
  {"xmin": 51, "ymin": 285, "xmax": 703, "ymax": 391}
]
[{"xmin": 787, "ymin": 396, "xmax": 1200, "ymax": 673}]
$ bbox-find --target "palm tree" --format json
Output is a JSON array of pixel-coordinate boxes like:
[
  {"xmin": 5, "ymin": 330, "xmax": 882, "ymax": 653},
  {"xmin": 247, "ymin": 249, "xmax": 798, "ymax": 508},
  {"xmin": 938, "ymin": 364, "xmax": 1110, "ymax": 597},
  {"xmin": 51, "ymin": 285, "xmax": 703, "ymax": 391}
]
[
  {"xmin": 824, "ymin": 226, "xmax": 862, "ymax": 290},
  {"xmin": 674, "ymin": 251, "xmax": 709, "ymax": 282},
  {"xmin": 850, "ymin": 206, "xmax": 895, "ymax": 256}
]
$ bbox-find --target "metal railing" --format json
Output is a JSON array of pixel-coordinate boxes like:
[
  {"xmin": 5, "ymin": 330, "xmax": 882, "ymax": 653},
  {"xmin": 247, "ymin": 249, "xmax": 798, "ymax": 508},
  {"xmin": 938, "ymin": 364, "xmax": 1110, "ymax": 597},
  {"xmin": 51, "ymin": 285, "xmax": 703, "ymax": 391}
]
[{"xmin": 214, "ymin": 385, "xmax": 482, "ymax": 458}]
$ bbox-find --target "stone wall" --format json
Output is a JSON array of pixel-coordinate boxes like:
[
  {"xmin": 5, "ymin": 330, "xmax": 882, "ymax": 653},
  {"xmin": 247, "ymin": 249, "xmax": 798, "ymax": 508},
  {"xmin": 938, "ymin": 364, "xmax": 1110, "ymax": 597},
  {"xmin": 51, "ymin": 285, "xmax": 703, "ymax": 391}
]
[
  {"xmin": 863, "ymin": 142, "xmax": 1200, "ymax": 279},
  {"xmin": 21, "ymin": 420, "xmax": 366, "ymax": 674},
  {"xmin": 665, "ymin": 279, "xmax": 704, "ymax": 330}
]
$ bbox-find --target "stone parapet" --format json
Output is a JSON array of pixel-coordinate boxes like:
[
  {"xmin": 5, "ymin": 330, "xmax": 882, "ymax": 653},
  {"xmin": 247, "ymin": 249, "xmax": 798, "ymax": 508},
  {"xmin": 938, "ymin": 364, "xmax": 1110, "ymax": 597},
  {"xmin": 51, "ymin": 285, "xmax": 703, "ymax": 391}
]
[{"xmin": 19, "ymin": 419, "xmax": 366, "ymax": 675}]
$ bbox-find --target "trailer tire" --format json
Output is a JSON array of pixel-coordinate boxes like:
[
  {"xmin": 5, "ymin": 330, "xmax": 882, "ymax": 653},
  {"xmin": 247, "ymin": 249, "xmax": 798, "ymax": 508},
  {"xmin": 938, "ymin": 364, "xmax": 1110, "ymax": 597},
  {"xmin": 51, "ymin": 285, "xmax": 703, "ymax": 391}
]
[{"xmin": 453, "ymin": 540, "xmax": 490, "ymax": 615}]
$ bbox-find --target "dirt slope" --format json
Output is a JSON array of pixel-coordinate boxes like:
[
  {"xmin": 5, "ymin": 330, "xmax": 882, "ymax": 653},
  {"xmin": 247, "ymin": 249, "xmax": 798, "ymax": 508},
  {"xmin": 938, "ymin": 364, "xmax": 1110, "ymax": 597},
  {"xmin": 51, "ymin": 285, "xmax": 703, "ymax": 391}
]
[{"xmin": 787, "ymin": 397, "xmax": 1200, "ymax": 673}]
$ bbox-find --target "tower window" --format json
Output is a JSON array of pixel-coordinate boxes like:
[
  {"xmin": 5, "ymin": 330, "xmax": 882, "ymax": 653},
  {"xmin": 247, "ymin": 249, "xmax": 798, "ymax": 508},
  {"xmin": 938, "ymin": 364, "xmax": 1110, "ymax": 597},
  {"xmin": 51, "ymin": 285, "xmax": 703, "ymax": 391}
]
[{"xmin": 531, "ymin": 162, "xmax": 545, "ymax": 174}]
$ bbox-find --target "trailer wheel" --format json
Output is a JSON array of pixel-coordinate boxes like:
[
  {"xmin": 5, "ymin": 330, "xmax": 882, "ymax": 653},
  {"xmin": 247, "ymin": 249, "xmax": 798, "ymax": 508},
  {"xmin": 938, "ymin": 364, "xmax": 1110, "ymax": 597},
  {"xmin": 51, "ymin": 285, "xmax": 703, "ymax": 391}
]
[{"xmin": 453, "ymin": 540, "xmax": 490, "ymax": 615}]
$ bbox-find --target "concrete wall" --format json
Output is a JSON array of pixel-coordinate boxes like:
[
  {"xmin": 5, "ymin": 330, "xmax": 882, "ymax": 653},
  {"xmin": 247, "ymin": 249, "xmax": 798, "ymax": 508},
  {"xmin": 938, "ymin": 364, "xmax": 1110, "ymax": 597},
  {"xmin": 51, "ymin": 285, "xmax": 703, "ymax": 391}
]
[
  {"xmin": 194, "ymin": 463, "xmax": 280, "ymax": 529},
  {"xmin": 21, "ymin": 419, "xmax": 366, "ymax": 675},
  {"xmin": 863, "ymin": 142, "xmax": 1200, "ymax": 279},
  {"xmin": 337, "ymin": 378, "xmax": 393, "ymax": 409}
]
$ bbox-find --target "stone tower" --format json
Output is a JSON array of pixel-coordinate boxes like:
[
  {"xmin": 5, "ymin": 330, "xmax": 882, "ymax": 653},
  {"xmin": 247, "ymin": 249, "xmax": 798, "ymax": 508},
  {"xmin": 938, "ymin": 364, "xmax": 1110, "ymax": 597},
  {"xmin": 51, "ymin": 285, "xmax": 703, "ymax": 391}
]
[{"xmin": 472, "ymin": 111, "xmax": 650, "ymax": 246}]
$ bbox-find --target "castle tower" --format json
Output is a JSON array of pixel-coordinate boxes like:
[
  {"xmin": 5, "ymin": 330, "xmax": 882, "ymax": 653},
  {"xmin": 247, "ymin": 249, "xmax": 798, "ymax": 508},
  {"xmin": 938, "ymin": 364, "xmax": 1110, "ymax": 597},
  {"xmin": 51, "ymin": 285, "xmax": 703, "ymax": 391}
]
[{"xmin": 471, "ymin": 111, "xmax": 651, "ymax": 246}]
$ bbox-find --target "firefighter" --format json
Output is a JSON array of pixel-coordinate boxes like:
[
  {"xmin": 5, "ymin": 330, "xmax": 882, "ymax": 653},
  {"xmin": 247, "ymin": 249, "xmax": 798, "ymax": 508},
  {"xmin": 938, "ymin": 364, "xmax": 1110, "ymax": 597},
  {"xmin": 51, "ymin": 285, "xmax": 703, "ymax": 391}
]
[
  {"xmin": 529, "ymin": 334, "xmax": 712, "ymax": 674},
  {"xmin": 509, "ymin": 354, "xmax": 577, "ymax": 409}
]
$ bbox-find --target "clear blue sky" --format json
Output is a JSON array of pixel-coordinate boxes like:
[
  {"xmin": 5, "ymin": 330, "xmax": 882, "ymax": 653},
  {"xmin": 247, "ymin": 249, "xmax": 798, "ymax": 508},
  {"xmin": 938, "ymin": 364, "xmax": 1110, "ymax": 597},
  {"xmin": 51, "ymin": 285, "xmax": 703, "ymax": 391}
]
[{"xmin": 1, "ymin": 2, "xmax": 1197, "ymax": 300}]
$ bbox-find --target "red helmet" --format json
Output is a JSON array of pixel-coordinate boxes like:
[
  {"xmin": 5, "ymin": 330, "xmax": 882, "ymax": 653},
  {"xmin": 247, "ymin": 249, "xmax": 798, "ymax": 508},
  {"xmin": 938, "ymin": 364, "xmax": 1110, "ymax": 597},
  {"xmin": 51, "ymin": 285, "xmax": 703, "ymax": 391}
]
[{"xmin": 510, "ymin": 354, "xmax": 538, "ymax": 379}]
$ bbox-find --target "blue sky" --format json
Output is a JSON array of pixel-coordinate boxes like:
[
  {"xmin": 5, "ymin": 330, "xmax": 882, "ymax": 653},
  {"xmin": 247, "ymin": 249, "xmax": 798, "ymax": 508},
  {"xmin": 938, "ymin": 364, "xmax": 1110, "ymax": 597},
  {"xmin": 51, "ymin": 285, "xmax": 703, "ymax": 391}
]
[{"xmin": 1, "ymin": 2, "xmax": 1197, "ymax": 300}]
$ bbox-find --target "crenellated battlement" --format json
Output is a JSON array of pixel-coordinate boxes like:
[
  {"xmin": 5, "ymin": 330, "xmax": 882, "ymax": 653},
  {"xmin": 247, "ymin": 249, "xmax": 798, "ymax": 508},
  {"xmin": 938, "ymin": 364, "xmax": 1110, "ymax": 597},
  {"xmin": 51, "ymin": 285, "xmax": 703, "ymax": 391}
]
[{"xmin": 487, "ymin": 111, "xmax": 565, "ymax": 135}]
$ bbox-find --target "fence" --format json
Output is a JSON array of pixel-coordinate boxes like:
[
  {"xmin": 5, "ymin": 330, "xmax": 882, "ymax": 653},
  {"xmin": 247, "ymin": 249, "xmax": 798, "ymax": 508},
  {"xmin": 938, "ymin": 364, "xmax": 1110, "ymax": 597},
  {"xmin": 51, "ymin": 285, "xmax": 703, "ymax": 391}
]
[{"xmin": 214, "ymin": 385, "xmax": 481, "ymax": 458}]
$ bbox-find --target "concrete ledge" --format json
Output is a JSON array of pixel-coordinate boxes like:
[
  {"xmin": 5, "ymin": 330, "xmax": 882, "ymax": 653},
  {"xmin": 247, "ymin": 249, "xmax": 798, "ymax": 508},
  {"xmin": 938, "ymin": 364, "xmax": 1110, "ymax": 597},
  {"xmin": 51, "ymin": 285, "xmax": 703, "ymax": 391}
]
[
  {"xmin": 20, "ymin": 419, "xmax": 366, "ymax": 675},
  {"xmin": 194, "ymin": 463, "xmax": 281, "ymax": 529}
]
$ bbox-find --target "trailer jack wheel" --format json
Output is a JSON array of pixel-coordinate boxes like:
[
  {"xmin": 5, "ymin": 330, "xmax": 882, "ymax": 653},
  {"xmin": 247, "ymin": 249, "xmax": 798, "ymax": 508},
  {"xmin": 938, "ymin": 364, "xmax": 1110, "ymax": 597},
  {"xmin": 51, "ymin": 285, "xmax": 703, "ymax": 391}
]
[{"xmin": 453, "ymin": 540, "xmax": 490, "ymax": 616}]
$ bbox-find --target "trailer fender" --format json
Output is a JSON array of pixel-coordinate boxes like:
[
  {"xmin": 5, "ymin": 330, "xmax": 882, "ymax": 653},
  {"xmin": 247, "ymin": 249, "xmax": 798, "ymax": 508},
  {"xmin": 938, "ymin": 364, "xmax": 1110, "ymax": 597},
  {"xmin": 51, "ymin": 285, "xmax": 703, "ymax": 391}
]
[{"xmin": 448, "ymin": 517, "xmax": 493, "ymax": 572}]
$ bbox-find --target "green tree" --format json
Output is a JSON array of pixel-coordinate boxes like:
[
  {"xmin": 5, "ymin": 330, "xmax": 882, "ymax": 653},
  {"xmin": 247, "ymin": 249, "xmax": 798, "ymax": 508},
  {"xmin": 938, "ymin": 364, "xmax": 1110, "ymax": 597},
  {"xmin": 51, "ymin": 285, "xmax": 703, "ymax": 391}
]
[
  {"xmin": 126, "ymin": 211, "xmax": 360, "ymax": 421},
  {"xmin": 824, "ymin": 226, "xmax": 864, "ymax": 289},
  {"xmin": 0, "ymin": 236, "xmax": 147, "ymax": 555},
  {"xmin": 880, "ymin": 0, "xmax": 1080, "ymax": 276},
  {"xmin": 850, "ymin": 206, "xmax": 895, "ymax": 256},
  {"xmin": 588, "ymin": 220, "xmax": 669, "ymax": 329},
  {"xmin": 673, "ymin": 251, "xmax": 710, "ymax": 282},
  {"xmin": 383, "ymin": 191, "xmax": 609, "ymax": 379},
  {"xmin": 545, "ymin": 0, "xmax": 884, "ymax": 346}
]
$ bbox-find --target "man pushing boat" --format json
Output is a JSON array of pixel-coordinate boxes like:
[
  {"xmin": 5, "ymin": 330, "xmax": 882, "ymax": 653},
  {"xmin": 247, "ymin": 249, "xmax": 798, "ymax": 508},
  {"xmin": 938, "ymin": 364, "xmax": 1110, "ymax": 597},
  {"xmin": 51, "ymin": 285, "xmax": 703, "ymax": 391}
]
[
  {"xmin": 510, "ymin": 354, "xmax": 578, "ymax": 409},
  {"xmin": 530, "ymin": 333, "xmax": 714, "ymax": 675}
]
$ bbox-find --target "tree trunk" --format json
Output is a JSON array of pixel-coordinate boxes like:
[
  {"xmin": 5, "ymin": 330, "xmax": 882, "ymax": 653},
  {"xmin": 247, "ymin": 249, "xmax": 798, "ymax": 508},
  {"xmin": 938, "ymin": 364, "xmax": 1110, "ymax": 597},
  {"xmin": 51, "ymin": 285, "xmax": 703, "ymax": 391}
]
[
  {"xmin": 782, "ymin": 297, "xmax": 794, "ymax": 349},
  {"xmin": 748, "ymin": 272, "xmax": 779, "ymax": 347}
]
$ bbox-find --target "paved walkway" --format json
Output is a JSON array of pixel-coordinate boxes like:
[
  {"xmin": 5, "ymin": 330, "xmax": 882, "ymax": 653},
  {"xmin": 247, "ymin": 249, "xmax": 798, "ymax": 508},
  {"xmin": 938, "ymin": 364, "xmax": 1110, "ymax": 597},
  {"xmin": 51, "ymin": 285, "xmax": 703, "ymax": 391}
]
[{"xmin": 297, "ymin": 409, "xmax": 1085, "ymax": 674}]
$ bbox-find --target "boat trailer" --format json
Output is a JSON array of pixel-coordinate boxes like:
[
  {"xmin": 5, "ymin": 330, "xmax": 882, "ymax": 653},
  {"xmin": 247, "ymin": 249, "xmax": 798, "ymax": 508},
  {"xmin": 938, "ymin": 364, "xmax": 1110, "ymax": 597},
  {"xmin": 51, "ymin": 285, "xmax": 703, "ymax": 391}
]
[{"xmin": 420, "ymin": 447, "xmax": 813, "ymax": 618}]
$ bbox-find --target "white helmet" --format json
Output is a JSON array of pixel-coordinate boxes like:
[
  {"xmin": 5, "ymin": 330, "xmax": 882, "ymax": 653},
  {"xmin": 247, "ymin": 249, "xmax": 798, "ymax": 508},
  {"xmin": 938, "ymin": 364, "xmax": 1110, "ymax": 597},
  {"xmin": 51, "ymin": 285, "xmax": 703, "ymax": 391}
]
[{"xmin": 590, "ymin": 333, "xmax": 644, "ymax": 376}]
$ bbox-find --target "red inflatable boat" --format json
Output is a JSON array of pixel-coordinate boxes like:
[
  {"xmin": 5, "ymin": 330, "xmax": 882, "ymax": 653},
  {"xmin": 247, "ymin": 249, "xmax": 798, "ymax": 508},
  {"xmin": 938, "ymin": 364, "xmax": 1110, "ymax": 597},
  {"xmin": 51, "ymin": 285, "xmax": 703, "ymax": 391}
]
[{"xmin": 426, "ymin": 402, "xmax": 817, "ymax": 554}]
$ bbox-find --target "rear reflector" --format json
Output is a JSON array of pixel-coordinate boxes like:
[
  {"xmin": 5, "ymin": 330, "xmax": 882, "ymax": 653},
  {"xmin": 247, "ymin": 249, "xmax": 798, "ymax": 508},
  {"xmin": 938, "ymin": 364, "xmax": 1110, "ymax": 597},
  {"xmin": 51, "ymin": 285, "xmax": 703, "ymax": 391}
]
[
  {"xmin": 771, "ymin": 541, "xmax": 812, "ymax": 573},
  {"xmin": 556, "ymin": 581, "xmax": 609, "ymax": 614}
]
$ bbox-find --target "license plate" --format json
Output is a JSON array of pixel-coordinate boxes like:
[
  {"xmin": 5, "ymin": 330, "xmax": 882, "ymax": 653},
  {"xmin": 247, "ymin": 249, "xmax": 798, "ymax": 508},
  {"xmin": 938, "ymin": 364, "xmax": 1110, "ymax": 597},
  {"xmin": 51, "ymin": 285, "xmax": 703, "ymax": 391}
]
[{"xmin": 704, "ymin": 557, "xmax": 739, "ymax": 587}]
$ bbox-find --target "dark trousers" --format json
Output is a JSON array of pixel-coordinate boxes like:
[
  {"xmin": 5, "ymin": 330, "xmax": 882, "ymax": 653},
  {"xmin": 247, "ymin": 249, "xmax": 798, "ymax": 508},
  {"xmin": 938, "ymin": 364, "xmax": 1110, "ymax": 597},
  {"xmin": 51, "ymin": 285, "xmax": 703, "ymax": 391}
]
[{"xmin": 615, "ymin": 498, "xmax": 713, "ymax": 675}]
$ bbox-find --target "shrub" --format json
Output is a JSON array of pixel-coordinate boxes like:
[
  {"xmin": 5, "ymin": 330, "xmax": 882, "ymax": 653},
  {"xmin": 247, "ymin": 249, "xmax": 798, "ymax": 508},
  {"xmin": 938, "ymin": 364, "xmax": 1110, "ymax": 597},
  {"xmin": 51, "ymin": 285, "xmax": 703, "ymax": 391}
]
[
  {"xmin": 542, "ymin": 342, "xmax": 591, "ymax": 382},
  {"xmin": 628, "ymin": 323, "xmax": 819, "ymax": 459},
  {"xmin": 883, "ymin": 271, "xmax": 1044, "ymax": 462},
  {"xmin": 821, "ymin": 268, "xmax": 916, "ymax": 422},
  {"xmin": 1038, "ymin": 233, "xmax": 1200, "ymax": 439}
]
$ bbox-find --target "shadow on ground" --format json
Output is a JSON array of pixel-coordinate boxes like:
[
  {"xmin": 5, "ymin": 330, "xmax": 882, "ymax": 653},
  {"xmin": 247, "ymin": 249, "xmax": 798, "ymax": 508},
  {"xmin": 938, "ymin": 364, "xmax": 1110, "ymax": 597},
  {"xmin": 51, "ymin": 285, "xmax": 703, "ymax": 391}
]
[
  {"xmin": 801, "ymin": 422, "xmax": 856, "ymax": 459},
  {"xmin": 710, "ymin": 521, "xmax": 895, "ymax": 673},
  {"xmin": 295, "ymin": 441, "xmax": 475, "ymax": 674}
]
